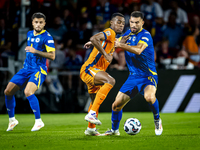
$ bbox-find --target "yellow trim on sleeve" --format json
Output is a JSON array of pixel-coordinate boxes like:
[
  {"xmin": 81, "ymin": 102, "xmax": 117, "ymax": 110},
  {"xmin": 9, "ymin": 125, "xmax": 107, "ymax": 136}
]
[
  {"xmin": 148, "ymin": 68, "xmax": 157, "ymax": 75},
  {"xmin": 138, "ymin": 40, "xmax": 148, "ymax": 46},
  {"xmin": 118, "ymin": 36, "xmax": 122, "ymax": 42},
  {"xmin": 148, "ymin": 76, "xmax": 157, "ymax": 89},
  {"xmin": 31, "ymin": 44, "xmax": 33, "ymax": 47},
  {"xmin": 45, "ymin": 45, "xmax": 55, "ymax": 52}
]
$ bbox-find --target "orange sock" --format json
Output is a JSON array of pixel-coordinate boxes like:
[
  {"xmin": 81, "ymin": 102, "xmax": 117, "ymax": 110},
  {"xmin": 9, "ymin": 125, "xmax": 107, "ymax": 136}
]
[
  {"xmin": 87, "ymin": 102, "xmax": 99, "ymax": 128},
  {"xmin": 90, "ymin": 83, "xmax": 113, "ymax": 112}
]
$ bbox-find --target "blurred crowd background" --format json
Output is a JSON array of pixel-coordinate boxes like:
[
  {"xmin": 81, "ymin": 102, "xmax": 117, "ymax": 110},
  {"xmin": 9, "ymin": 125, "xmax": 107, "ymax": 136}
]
[{"xmin": 0, "ymin": 0, "xmax": 200, "ymax": 113}]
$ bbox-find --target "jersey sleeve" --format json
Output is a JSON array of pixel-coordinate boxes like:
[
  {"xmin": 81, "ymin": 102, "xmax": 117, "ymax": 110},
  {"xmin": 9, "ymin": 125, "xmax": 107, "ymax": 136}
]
[
  {"xmin": 44, "ymin": 33, "xmax": 55, "ymax": 52},
  {"xmin": 138, "ymin": 32, "xmax": 152, "ymax": 47},
  {"xmin": 27, "ymin": 31, "xmax": 31, "ymax": 46},
  {"xmin": 102, "ymin": 28, "xmax": 115, "ymax": 43}
]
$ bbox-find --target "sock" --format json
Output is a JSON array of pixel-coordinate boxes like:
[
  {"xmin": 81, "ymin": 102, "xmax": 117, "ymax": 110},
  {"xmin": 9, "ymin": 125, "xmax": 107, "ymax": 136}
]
[
  {"xmin": 90, "ymin": 83, "xmax": 113, "ymax": 112},
  {"xmin": 148, "ymin": 99, "xmax": 160, "ymax": 120},
  {"xmin": 5, "ymin": 95, "xmax": 16, "ymax": 118},
  {"xmin": 27, "ymin": 94, "xmax": 41, "ymax": 119},
  {"xmin": 87, "ymin": 102, "xmax": 99, "ymax": 129},
  {"xmin": 111, "ymin": 109, "xmax": 122, "ymax": 130}
]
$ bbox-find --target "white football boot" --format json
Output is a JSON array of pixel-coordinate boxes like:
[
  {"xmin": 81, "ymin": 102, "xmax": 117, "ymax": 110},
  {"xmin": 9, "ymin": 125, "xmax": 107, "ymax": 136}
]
[
  {"xmin": 31, "ymin": 119, "xmax": 44, "ymax": 131},
  {"xmin": 6, "ymin": 119, "xmax": 19, "ymax": 131},
  {"xmin": 154, "ymin": 118, "xmax": 163, "ymax": 136},
  {"xmin": 84, "ymin": 129, "xmax": 101, "ymax": 136},
  {"xmin": 102, "ymin": 129, "xmax": 120, "ymax": 136},
  {"xmin": 85, "ymin": 113, "xmax": 102, "ymax": 125}
]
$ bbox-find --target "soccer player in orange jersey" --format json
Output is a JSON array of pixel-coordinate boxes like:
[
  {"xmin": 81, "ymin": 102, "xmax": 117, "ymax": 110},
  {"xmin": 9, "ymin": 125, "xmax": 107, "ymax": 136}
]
[{"xmin": 80, "ymin": 13, "xmax": 125, "ymax": 136}]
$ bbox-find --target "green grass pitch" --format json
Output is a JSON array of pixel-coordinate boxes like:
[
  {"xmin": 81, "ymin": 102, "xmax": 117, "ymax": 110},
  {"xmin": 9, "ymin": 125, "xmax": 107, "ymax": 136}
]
[{"xmin": 0, "ymin": 112, "xmax": 200, "ymax": 150}]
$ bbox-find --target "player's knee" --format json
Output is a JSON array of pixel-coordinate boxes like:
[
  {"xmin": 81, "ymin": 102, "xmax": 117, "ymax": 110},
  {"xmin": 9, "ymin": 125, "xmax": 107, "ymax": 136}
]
[
  {"xmin": 144, "ymin": 94, "xmax": 156, "ymax": 104},
  {"xmin": 112, "ymin": 103, "xmax": 122, "ymax": 111},
  {"xmin": 24, "ymin": 89, "xmax": 33, "ymax": 97},
  {"xmin": 4, "ymin": 88, "xmax": 11, "ymax": 96},
  {"xmin": 107, "ymin": 77, "xmax": 115, "ymax": 86}
]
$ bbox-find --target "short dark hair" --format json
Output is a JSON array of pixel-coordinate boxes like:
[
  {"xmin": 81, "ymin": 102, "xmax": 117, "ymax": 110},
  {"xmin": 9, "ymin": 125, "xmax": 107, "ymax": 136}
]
[
  {"xmin": 111, "ymin": 13, "xmax": 124, "ymax": 20},
  {"xmin": 130, "ymin": 11, "xmax": 144, "ymax": 20},
  {"xmin": 32, "ymin": 12, "xmax": 46, "ymax": 21}
]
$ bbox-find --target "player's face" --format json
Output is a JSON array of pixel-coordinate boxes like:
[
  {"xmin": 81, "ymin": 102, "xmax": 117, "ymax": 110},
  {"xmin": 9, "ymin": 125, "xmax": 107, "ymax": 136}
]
[
  {"xmin": 32, "ymin": 18, "xmax": 46, "ymax": 33},
  {"xmin": 129, "ymin": 16, "xmax": 144, "ymax": 33},
  {"xmin": 111, "ymin": 16, "xmax": 125, "ymax": 34}
]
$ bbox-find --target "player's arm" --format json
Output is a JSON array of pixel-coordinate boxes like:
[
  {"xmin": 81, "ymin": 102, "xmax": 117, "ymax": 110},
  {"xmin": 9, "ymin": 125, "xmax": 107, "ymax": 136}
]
[
  {"xmin": 25, "ymin": 46, "xmax": 55, "ymax": 60},
  {"xmin": 115, "ymin": 39, "xmax": 147, "ymax": 55},
  {"xmin": 90, "ymin": 32, "xmax": 112, "ymax": 63}
]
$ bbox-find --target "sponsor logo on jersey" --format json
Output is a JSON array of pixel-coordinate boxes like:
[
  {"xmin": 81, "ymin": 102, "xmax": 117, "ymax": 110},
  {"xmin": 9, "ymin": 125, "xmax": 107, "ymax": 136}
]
[
  {"xmin": 31, "ymin": 38, "xmax": 34, "ymax": 42},
  {"xmin": 35, "ymin": 38, "xmax": 40, "ymax": 43},
  {"xmin": 105, "ymin": 31, "xmax": 111, "ymax": 36},
  {"xmin": 48, "ymin": 40, "xmax": 54, "ymax": 43},
  {"xmin": 142, "ymin": 37, "xmax": 149, "ymax": 41}
]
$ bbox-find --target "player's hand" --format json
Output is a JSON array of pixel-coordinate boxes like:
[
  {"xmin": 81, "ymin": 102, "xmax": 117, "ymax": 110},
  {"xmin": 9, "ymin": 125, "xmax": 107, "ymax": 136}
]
[
  {"xmin": 114, "ymin": 38, "xmax": 121, "ymax": 48},
  {"xmin": 84, "ymin": 41, "xmax": 93, "ymax": 49},
  {"xmin": 104, "ymin": 53, "xmax": 113, "ymax": 63},
  {"xmin": 25, "ymin": 46, "xmax": 36, "ymax": 53},
  {"xmin": 120, "ymin": 35, "xmax": 129, "ymax": 44}
]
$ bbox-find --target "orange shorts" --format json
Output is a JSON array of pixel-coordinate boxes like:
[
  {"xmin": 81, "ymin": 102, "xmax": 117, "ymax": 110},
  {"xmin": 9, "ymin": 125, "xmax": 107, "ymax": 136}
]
[{"xmin": 80, "ymin": 67, "xmax": 103, "ymax": 94}]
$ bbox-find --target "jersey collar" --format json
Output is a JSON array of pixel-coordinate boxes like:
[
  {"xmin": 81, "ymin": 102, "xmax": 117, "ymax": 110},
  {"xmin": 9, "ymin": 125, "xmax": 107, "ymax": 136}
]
[{"xmin": 33, "ymin": 30, "xmax": 46, "ymax": 36}]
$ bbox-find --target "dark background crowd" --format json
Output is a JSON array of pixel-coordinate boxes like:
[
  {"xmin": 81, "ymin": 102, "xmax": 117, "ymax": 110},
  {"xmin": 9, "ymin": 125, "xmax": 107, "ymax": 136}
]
[{"xmin": 0, "ymin": 0, "xmax": 200, "ymax": 113}]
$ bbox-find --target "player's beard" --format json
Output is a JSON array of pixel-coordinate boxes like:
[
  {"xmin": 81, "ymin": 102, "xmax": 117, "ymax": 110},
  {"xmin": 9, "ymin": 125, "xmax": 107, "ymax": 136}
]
[
  {"xmin": 34, "ymin": 28, "xmax": 43, "ymax": 33},
  {"xmin": 131, "ymin": 27, "xmax": 141, "ymax": 34}
]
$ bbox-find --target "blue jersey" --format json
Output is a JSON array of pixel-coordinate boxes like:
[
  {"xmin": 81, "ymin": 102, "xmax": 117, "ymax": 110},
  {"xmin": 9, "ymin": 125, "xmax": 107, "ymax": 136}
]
[
  {"xmin": 122, "ymin": 28, "xmax": 157, "ymax": 76},
  {"xmin": 24, "ymin": 30, "xmax": 55, "ymax": 73}
]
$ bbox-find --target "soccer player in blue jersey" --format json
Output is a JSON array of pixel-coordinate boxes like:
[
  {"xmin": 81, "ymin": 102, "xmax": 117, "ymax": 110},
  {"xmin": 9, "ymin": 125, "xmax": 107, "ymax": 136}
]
[
  {"xmin": 4, "ymin": 12, "xmax": 55, "ymax": 131},
  {"xmin": 103, "ymin": 11, "xmax": 163, "ymax": 136}
]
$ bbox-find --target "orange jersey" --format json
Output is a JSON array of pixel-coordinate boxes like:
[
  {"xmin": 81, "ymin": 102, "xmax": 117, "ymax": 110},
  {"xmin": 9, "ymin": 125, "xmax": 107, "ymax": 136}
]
[{"xmin": 81, "ymin": 28, "xmax": 116, "ymax": 73}]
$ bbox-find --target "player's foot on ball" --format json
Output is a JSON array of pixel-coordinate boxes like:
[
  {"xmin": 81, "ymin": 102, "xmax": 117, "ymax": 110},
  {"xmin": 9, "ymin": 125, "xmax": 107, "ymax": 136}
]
[
  {"xmin": 84, "ymin": 129, "xmax": 101, "ymax": 136},
  {"xmin": 85, "ymin": 113, "xmax": 102, "ymax": 125},
  {"xmin": 31, "ymin": 119, "xmax": 44, "ymax": 131},
  {"xmin": 102, "ymin": 129, "xmax": 120, "ymax": 136},
  {"xmin": 6, "ymin": 119, "xmax": 19, "ymax": 131},
  {"xmin": 154, "ymin": 118, "xmax": 163, "ymax": 136}
]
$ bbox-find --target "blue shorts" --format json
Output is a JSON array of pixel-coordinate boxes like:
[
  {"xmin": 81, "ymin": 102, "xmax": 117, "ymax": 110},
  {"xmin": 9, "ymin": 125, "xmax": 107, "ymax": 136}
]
[
  {"xmin": 119, "ymin": 74, "xmax": 158, "ymax": 99},
  {"xmin": 10, "ymin": 68, "xmax": 47, "ymax": 90}
]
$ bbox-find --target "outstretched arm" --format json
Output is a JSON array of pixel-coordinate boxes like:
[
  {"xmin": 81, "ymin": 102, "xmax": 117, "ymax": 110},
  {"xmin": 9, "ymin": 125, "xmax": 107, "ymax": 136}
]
[
  {"xmin": 115, "ymin": 39, "xmax": 147, "ymax": 55},
  {"xmin": 25, "ymin": 46, "xmax": 55, "ymax": 60}
]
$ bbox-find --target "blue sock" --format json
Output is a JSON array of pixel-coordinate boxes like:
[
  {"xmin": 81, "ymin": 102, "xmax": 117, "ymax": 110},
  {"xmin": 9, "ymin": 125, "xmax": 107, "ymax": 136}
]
[
  {"xmin": 111, "ymin": 109, "xmax": 122, "ymax": 130},
  {"xmin": 27, "ymin": 94, "xmax": 41, "ymax": 119},
  {"xmin": 148, "ymin": 99, "xmax": 160, "ymax": 120},
  {"xmin": 5, "ymin": 95, "xmax": 16, "ymax": 118}
]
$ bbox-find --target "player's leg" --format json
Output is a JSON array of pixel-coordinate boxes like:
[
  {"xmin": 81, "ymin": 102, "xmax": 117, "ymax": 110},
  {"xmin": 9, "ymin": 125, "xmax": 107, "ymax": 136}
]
[
  {"xmin": 4, "ymin": 82, "xmax": 20, "ymax": 131},
  {"xmin": 24, "ymin": 82, "xmax": 44, "ymax": 131},
  {"xmin": 86, "ymin": 71, "xmax": 115, "ymax": 124},
  {"xmin": 103, "ymin": 91, "xmax": 131, "ymax": 136},
  {"xmin": 84, "ymin": 94, "xmax": 101, "ymax": 136},
  {"xmin": 144, "ymin": 85, "xmax": 163, "ymax": 135}
]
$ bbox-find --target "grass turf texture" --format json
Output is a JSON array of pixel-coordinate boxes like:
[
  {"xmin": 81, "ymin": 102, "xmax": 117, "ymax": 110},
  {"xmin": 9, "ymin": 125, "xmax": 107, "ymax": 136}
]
[{"xmin": 0, "ymin": 112, "xmax": 200, "ymax": 150}]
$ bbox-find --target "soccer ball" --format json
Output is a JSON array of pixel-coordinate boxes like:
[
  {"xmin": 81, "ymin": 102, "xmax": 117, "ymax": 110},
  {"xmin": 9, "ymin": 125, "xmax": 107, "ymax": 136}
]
[{"xmin": 124, "ymin": 118, "xmax": 142, "ymax": 135}]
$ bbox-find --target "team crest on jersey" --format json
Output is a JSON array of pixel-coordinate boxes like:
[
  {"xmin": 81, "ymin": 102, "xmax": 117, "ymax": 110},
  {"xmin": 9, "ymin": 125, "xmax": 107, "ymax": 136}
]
[
  {"xmin": 105, "ymin": 31, "xmax": 111, "ymax": 36},
  {"xmin": 35, "ymin": 38, "xmax": 40, "ymax": 43},
  {"xmin": 132, "ymin": 36, "xmax": 136, "ymax": 42}
]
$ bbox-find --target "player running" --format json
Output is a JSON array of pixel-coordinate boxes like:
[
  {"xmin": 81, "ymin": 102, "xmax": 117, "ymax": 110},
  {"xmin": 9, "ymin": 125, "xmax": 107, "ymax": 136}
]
[
  {"xmin": 4, "ymin": 12, "xmax": 55, "ymax": 131},
  {"xmin": 103, "ymin": 11, "xmax": 163, "ymax": 136},
  {"xmin": 80, "ymin": 13, "xmax": 125, "ymax": 136}
]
